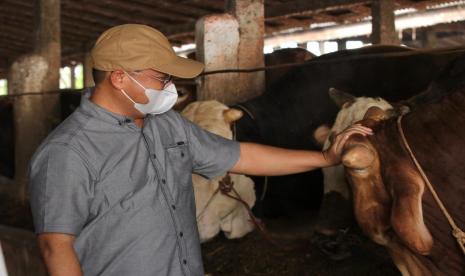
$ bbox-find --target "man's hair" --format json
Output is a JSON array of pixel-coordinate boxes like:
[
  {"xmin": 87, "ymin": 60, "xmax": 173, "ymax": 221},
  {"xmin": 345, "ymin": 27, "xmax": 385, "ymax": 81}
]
[{"xmin": 92, "ymin": 68, "xmax": 107, "ymax": 85}]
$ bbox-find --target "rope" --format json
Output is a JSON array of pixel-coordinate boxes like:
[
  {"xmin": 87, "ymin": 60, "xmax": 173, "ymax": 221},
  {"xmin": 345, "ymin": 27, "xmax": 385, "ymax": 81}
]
[
  {"xmin": 217, "ymin": 174, "xmax": 297, "ymax": 251},
  {"xmin": 232, "ymin": 108, "xmax": 269, "ymax": 202},
  {"xmin": 196, "ymin": 186, "xmax": 221, "ymax": 221},
  {"xmin": 6, "ymin": 46, "xmax": 465, "ymax": 99},
  {"xmin": 397, "ymin": 115, "xmax": 465, "ymax": 255}
]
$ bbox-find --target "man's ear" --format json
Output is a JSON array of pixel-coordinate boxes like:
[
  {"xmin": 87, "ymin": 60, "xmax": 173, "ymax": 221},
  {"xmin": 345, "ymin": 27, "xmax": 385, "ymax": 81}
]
[{"xmin": 109, "ymin": 70, "xmax": 126, "ymax": 90}]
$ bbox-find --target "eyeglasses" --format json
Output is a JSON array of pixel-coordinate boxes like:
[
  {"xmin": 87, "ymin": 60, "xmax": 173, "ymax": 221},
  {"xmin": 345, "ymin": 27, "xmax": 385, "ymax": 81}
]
[{"xmin": 144, "ymin": 73, "xmax": 172, "ymax": 87}]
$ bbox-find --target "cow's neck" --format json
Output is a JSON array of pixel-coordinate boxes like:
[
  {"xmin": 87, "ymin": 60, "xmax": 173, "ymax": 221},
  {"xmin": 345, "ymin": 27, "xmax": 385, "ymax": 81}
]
[{"xmin": 402, "ymin": 88, "xmax": 465, "ymax": 270}]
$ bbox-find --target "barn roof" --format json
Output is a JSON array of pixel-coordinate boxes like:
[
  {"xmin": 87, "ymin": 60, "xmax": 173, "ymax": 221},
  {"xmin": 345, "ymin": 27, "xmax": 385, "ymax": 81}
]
[{"xmin": 0, "ymin": 0, "xmax": 461, "ymax": 75}]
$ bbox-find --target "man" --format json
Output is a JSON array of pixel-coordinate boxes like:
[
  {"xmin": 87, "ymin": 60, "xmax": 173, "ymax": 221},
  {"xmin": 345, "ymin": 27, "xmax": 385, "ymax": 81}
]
[{"xmin": 29, "ymin": 24, "xmax": 372, "ymax": 276}]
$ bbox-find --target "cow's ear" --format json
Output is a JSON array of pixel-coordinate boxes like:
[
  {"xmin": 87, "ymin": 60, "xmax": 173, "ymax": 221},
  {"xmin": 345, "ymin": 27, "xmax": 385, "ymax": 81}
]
[
  {"xmin": 363, "ymin": 106, "xmax": 388, "ymax": 121},
  {"xmin": 387, "ymin": 104, "xmax": 410, "ymax": 118},
  {"xmin": 223, "ymin": 108, "xmax": 244, "ymax": 124},
  {"xmin": 329, "ymin": 88, "xmax": 356, "ymax": 108},
  {"xmin": 313, "ymin": 125, "xmax": 331, "ymax": 147},
  {"xmin": 175, "ymin": 90, "xmax": 191, "ymax": 106}
]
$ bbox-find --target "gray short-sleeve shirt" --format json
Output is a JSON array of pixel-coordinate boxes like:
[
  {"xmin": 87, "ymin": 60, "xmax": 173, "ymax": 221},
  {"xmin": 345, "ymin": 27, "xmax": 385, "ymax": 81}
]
[{"xmin": 28, "ymin": 88, "xmax": 240, "ymax": 276}]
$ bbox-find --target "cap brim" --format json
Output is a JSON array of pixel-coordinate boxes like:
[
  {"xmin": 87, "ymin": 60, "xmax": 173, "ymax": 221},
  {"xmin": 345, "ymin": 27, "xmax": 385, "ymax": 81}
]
[{"xmin": 154, "ymin": 56, "xmax": 205, "ymax": 79}]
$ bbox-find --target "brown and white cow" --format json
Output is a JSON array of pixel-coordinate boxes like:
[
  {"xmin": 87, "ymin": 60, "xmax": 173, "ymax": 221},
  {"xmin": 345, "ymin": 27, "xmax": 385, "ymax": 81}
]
[
  {"xmin": 313, "ymin": 89, "xmax": 396, "ymax": 236},
  {"xmin": 340, "ymin": 84, "xmax": 465, "ymax": 274},
  {"xmin": 181, "ymin": 101, "xmax": 256, "ymax": 242}
]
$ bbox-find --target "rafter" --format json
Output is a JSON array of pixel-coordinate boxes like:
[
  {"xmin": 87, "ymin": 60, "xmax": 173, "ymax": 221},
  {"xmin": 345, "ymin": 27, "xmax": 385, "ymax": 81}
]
[{"xmin": 266, "ymin": 0, "xmax": 370, "ymax": 19}]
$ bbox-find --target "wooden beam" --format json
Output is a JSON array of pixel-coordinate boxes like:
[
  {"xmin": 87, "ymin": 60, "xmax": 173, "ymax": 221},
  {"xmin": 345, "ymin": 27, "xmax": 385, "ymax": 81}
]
[
  {"xmin": 162, "ymin": 0, "xmax": 371, "ymax": 39},
  {"xmin": 97, "ymin": 0, "xmax": 196, "ymax": 22},
  {"xmin": 144, "ymin": 0, "xmax": 220, "ymax": 17},
  {"xmin": 162, "ymin": 22, "xmax": 197, "ymax": 38},
  {"xmin": 0, "ymin": 14, "xmax": 97, "ymax": 43},
  {"xmin": 63, "ymin": 1, "xmax": 170, "ymax": 27},
  {"xmin": 266, "ymin": 0, "xmax": 369, "ymax": 19},
  {"xmin": 178, "ymin": 0, "xmax": 225, "ymax": 12},
  {"xmin": 0, "ymin": 40, "xmax": 30, "ymax": 54}
]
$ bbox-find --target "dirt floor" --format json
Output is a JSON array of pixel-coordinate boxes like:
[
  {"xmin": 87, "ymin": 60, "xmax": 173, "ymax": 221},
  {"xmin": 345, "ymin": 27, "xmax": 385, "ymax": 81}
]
[{"xmin": 201, "ymin": 210, "xmax": 400, "ymax": 276}]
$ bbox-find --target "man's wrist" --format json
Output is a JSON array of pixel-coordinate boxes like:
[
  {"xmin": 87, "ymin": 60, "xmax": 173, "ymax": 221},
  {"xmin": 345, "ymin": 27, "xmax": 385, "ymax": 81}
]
[{"xmin": 321, "ymin": 150, "xmax": 339, "ymax": 167}]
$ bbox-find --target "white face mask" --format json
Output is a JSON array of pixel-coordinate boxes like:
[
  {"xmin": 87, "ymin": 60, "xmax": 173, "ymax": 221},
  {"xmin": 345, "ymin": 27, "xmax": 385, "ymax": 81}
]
[{"xmin": 120, "ymin": 72, "xmax": 178, "ymax": 115}]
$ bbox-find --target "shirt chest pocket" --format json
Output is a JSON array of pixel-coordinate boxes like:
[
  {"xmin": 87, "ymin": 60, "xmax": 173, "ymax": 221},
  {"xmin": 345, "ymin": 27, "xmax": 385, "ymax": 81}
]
[{"xmin": 164, "ymin": 141, "xmax": 193, "ymax": 190}]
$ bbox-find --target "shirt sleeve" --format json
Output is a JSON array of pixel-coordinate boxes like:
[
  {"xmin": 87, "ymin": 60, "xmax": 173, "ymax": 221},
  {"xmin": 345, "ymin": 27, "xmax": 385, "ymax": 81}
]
[
  {"xmin": 28, "ymin": 143, "xmax": 93, "ymax": 236},
  {"xmin": 180, "ymin": 115, "xmax": 241, "ymax": 180}
]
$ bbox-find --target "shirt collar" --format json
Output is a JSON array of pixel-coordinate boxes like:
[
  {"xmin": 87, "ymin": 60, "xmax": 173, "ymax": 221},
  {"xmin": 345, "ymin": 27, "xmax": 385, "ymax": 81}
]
[{"xmin": 78, "ymin": 87, "xmax": 137, "ymax": 126}]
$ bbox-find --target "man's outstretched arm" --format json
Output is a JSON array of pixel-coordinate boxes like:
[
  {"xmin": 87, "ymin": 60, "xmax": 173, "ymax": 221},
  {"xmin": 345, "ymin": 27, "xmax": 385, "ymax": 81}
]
[
  {"xmin": 230, "ymin": 124, "xmax": 372, "ymax": 176},
  {"xmin": 37, "ymin": 233, "xmax": 83, "ymax": 276}
]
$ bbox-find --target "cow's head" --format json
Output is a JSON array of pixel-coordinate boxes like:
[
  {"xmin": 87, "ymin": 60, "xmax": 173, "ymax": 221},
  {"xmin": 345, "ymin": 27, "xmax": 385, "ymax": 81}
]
[
  {"xmin": 181, "ymin": 101, "xmax": 256, "ymax": 242},
  {"xmin": 181, "ymin": 100, "xmax": 243, "ymax": 139},
  {"xmin": 313, "ymin": 88, "xmax": 403, "ymax": 148},
  {"xmin": 342, "ymin": 106, "xmax": 434, "ymax": 256}
]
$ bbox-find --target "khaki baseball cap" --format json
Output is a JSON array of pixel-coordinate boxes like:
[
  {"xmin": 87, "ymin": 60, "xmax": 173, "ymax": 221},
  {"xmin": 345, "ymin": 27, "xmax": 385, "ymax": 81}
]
[{"xmin": 91, "ymin": 24, "xmax": 204, "ymax": 78}]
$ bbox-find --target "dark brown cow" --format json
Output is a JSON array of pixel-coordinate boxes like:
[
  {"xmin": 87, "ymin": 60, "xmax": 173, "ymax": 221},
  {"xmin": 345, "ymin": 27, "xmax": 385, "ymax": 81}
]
[
  {"xmin": 265, "ymin": 48, "xmax": 314, "ymax": 91},
  {"xmin": 341, "ymin": 59, "xmax": 465, "ymax": 275}
]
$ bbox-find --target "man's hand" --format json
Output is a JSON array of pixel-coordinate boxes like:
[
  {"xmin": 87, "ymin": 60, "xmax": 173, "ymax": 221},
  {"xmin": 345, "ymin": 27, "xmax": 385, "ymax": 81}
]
[
  {"xmin": 322, "ymin": 123, "xmax": 373, "ymax": 166},
  {"xmin": 230, "ymin": 124, "xmax": 373, "ymax": 176},
  {"xmin": 37, "ymin": 233, "xmax": 83, "ymax": 276}
]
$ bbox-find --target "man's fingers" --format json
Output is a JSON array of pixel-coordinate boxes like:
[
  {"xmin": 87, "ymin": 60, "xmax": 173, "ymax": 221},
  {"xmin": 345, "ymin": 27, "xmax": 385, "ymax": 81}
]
[
  {"xmin": 345, "ymin": 124, "xmax": 373, "ymax": 134},
  {"xmin": 328, "ymin": 124, "xmax": 373, "ymax": 155},
  {"xmin": 333, "ymin": 125, "xmax": 373, "ymax": 153}
]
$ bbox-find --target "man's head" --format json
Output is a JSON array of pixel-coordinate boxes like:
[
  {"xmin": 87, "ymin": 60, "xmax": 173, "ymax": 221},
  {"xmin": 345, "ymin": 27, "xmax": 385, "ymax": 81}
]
[{"xmin": 89, "ymin": 24, "xmax": 204, "ymax": 117}]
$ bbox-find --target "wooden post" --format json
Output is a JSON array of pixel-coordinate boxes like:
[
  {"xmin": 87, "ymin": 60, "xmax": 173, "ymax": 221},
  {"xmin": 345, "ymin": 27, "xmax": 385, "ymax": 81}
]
[
  {"xmin": 298, "ymin": 42, "xmax": 307, "ymax": 49},
  {"xmin": 70, "ymin": 65, "xmax": 76, "ymax": 89},
  {"xmin": 337, "ymin": 39, "xmax": 346, "ymax": 51},
  {"xmin": 83, "ymin": 52, "xmax": 95, "ymax": 88},
  {"xmin": 318, "ymin": 41, "xmax": 325, "ymax": 55},
  {"xmin": 195, "ymin": 0, "xmax": 265, "ymax": 105},
  {"xmin": 371, "ymin": 0, "xmax": 399, "ymax": 45},
  {"xmin": 423, "ymin": 27, "xmax": 438, "ymax": 49},
  {"xmin": 10, "ymin": 0, "xmax": 61, "ymax": 202}
]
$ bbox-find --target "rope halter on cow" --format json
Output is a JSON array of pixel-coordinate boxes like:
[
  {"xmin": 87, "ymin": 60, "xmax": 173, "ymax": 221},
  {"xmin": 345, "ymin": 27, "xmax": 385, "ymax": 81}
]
[{"xmin": 397, "ymin": 115, "xmax": 465, "ymax": 256}]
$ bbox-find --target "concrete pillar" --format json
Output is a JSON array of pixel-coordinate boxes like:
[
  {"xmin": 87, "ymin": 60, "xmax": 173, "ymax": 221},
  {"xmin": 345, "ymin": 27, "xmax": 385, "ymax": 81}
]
[
  {"xmin": 34, "ymin": 0, "xmax": 61, "ymax": 90},
  {"xmin": 11, "ymin": 0, "xmax": 61, "ymax": 202},
  {"xmin": 226, "ymin": 0, "xmax": 265, "ymax": 101},
  {"xmin": 371, "ymin": 0, "xmax": 399, "ymax": 45},
  {"xmin": 83, "ymin": 52, "xmax": 95, "ymax": 87},
  {"xmin": 195, "ymin": 14, "xmax": 240, "ymax": 104},
  {"xmin": 195, "ymin": 0, "xmax": 265, "ymax": 105}
]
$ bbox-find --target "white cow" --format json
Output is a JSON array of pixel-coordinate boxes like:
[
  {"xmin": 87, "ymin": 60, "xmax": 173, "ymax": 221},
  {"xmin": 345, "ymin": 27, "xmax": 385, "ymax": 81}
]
[{"xmin": 181, "ymin": 101, "xmax": 256, "ymax": 242}]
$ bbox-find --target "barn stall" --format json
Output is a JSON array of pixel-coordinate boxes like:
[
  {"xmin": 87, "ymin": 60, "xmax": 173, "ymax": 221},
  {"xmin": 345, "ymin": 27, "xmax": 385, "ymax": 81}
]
[{"xmin": 0, "ymin": 0, "xmax": 464, "ymax": 275}]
